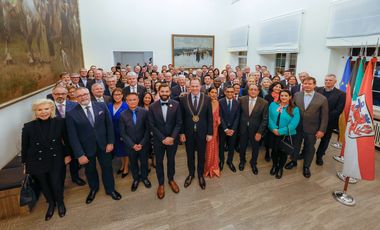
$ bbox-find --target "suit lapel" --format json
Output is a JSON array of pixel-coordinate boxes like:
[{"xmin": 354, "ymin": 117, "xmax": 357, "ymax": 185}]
[
  {"xmin": 306, "ymin": 92, "xmax": 317, "ymax": 111},
  {"xmin": 76, "ymin": 104, "xmax": 92, "ymax": 126},
  {"xmin": 188, "ymin": 93, "xmax": 196, "ymax": 113},
  {"xmin": 297, "ymin": 92, "xmax": 305, "ymax": 111},
  {"xmin": 156, "ymin": 102, "xmax": 165, "ymax": 123},
  {"xmin": 243, "ymin": 97, "xmax": 249, "ymax": 117},
  {"xmin": 249, "ymin": 98, "xmax": 260, "ymax": 119}
]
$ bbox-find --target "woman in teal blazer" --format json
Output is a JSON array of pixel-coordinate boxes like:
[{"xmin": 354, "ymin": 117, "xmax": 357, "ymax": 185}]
[{"xmin": 268, "ymin": 89, "xmax": 300, "ymax": 179}]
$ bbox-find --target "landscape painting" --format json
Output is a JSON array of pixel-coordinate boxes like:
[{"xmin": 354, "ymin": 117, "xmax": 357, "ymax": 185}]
[
  {"xmin": 0, "ymin": 0, "xmax": 84, "ymax": 106},
  {"xmin": 172, "ymin": 34, "xmax": 214, "ymax": 69}
]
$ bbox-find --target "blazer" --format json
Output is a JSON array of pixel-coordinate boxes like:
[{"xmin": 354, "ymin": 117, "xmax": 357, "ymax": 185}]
[
  {"xmin": 66, "ymin": 102, "xmax": 115, "ymax": 158},
  {"xmin": 315, "ymin": 87, "xmax": 346, "ymax": 129},
  {"xmin": 268, "ymin": 102, "xmax": 300, "ymax": 136},
  {"xmin": 171, "ymin": 85, "xmax": 187, "ymax": 101},
  {"xmin": 87, "ymin": 79, "xmax": 107, "ymax": 92},
  {"xmin": 148, "ymin": 99, "xmax": 182, "ymax": 142},
  {"xmin": 55, "ymin": 100, "xmax": 77, "ymax": 118},
  {"xmin": 91, "ymin": 95, "xmax": 112, "ymax": 105},
  {"xmin": 122, "ymin": 84, "xmax": 146, "ymax": 102},
  {"xmin": 293, "ymin": 91, "xmax": 329, "ymax": 134},
  {"xmin": 179, "ymin": 93, "xmax": 213, "ymax": 137},
  {"xmin": 219, "ymin": 97, "xmax": 240, "ymax": 131},
  {"xmin": 239, "ymin": 96, "xmax": 268, "ymax": 136},
  {"xmin": 119, "ymin": 107, "xmax": 150, "ymax": 149},
  {"xmin": 291, "ymin": 84, "xmax": 302, "ymax": 95},
  {"xmin": 21, "ymin": 118, "xmax": 69, "ymax": 174}
]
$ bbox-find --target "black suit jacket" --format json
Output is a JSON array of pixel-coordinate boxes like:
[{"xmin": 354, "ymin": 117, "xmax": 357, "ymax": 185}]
[
  {"xmin": 87, "ymin": 79, "xmax": 107, "ymax": 92},
  {"xmin": 21, "ymin": 118, "xmax": 69, "ymax": 174},
  {"xmin": 91, "ymin": 95, "xmax": 112, "ymax": 105},
  {"xmin": 79, "ymin": 77, "xmax": 89, "ymax": 88},
  {"xmin": 219, "ymin": 98, "xmax": 240, "ymax": 131},
  {"xmin": 122, "ymin": 84, "xmax": 146, "ymax": 103},
  {"xmin": 66, "ymin": 102, "xmax": 114, "ymax": 158},
  {"xmin": 171, "ymin": 85, "xmax": 187, "ymax": 101},
  {"xmin": 239, "ymin": 96, "xmax": 268, "ymax": 136},
  {"xmin": 179, "ymin": 93, "xmax": 213, "ymax": 137},
  {"xmin": 148, "ymin": 99, "xmax": 182, "ymax": 142},
  {"xmin": 315, "ymin": 87, "xmax": 345, "ymax": 129},
  {"xmin": 291, "ymin": 84, "xmax": 302, "ymax": 95},
  {"xmin": 119, "ymin": 107, "xmax": 150, "ymax": 149}
]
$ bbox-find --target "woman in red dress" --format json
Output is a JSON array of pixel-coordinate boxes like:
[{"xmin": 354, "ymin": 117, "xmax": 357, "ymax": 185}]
[{"xmin": 204, "ymin": 87, "xmax": 221, "ymax": 177}]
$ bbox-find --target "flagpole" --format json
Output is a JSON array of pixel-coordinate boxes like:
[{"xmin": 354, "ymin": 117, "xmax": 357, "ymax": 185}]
[{"xmin": 333, "ymin": 176, "xmax": 355, "ymax": 206}]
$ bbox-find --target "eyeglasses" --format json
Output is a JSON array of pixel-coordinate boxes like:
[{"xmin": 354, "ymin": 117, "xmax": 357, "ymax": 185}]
[
  {"xmin": 76, "ymin": 93, "xmax": 89, "ymax": 98},
  {"xmin": 53, "ymin": 93, "xmax": 66, "ymax": 96}
]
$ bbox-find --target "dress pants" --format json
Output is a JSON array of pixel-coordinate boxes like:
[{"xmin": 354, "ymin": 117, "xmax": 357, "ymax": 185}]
[
  {"xmin": 293, "ymin": 131, "xmax": 317, "ymax": 168},
  {"xmin": 239, "ymin": 130, "xmax": 260, "ymax": 165},
  {"xmin": 219, "ymin": 129, "xmax": 237, "ymax": 164},
  {"xmin": 85, "ymin": 149, "xmax": 115, "ymax": 194},
  {"xmin": 184, "ymin": 132, "xmax": 206, "ymax": 177},
  {"xmin": 316, "ymin": 128, "xmax": 333, "ymax": 160},
  {"xmin": 129, "ymin": 148, "xmax": 149, "ymax": 181},
  {"xmin": 62, "ymin": 158, "xmax": 80, "ymax": 183},
  {"xmin": 154, "ymin": 141, "xmax": 178, "ymax": 185},
  {"xmin": 33, "ymin": 167, "xmax": 64, "ymax": 205}
]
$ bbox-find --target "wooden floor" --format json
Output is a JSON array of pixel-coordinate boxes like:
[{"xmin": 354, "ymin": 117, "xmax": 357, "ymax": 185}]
[{"xmin": 1, "ymin": 135, "xmax": 380, "ymax": 230}]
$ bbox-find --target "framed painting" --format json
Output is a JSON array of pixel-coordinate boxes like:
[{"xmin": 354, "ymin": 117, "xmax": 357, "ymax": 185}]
[
  {"xmin": 0, "ymin": 0, "xmax": 84, "ymax": 108},
  {"xmin": 172, "ymin": 34, "xmax": 214, "ymax": 69}
]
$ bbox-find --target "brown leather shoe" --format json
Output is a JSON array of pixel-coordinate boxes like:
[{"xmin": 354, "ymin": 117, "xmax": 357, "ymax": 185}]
[
  {"xmin": 157, "ymin": 185, "xmax": 165, "ymax": 199},
  {"xmin": 169, "ymin": 180, "xmax": 180, "ymax": 193}
]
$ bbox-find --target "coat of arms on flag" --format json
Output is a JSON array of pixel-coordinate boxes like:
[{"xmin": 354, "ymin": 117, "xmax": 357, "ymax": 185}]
[{"xmin": 347, "ymin": 94, "xmax": 375, "ymax": 138}]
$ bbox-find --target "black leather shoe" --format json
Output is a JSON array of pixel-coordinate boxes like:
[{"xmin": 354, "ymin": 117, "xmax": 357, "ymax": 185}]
[
  {"xmin": 131, "ymin": 180, "xmax": 139, "ymax": 192},
  {"xmin": 251, "ymin": 164, "xmax": 258, "ymax": 175},
  {"xmin": 275, "ymin": 168, "xmax": 283, "ymax": 179},
  {"xmin": 285, "ymin": 161, "xmax": 297, "ymax": 170},
  {"xmin": 142, "ymin": 179, "xmax": 152, "ymax": 188},
  {"xmin": 72, "ymin": 177, "xmax": 86, "ymax": 186},
  {"xmin": 303, "ymin": 167, "xmax": 311, "ymax": 178},
  {"xmin": 265, "ymin": 152, "xmax": 271, "ymax": 162},
  {"xmin": 227, "ymin": 162, "xmax": 236, "ymax": 173},
  {"xmin": 198, "ymin": 176, "xmax": 206, "ymax": 190},
  {"xmin": 57, "ymin": 202, "xmax": 66, "ymax": 217},
  {"xmin": 121, "ymin": 172, "xmax": 129, "ymax": 178},
  {"xmin": 184, "ymin": 175, "xmax": 194, "ymax": 188},
  {"xmin": 109, "ymin": 190, "xmax": 122, "ymax": 200},
  {"xmin": 239, "ymin": 162, "xmax": 245, "ymax": 171},
  {"xmin": 316, "ymin": 158, "xmax": 324, "ymax": 166},
  {"xmin": 270, "ymin": 166, "xmax": 276, "ymax": 175},
  {"xmin": 86, "ymin": 190, "xmax": 97, "ymax": 204},
  {"xmin": 45, "ymin": 203, "xmax": 55, "ymax": 221},
  {"xmin": 219, "ymin": 162, "xmax": 224, "ymax": 171}
]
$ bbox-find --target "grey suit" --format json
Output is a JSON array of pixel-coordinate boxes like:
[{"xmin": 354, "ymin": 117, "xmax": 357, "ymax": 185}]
[{"xmin": 292, "ymin": 91, "xmax": 328, "ymax": 168}]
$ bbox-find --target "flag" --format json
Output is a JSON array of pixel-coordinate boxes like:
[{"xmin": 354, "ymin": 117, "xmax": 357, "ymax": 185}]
[
  {"xmin": 338, "ymin": 57, "xmax": 352, "ymax": 144},
  {"xmin": 339, "ymin": 57, "xmax": 364, "ymax": 156},
  {"xmin": 342, "ymin": 57, "xmax": 376, "ymax": 180}
]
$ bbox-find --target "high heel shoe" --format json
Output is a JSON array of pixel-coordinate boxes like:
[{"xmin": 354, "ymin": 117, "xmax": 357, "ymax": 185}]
[{"xmin": 45, "ymin": 203, "xmax": 55, "ymax": 221}]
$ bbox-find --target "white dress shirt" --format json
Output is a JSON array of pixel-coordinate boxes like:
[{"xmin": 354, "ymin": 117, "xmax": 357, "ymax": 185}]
[
  {"xmin": 81, "ymin": 102, "xmax": 95, "ymax": 119},
  {"xmin": 160, "ymin": 100, "xmax": 169, "ymax": 122},
  {"xmin": 304, "ymin": 90, "xmax": 315, "ymax": 110}
]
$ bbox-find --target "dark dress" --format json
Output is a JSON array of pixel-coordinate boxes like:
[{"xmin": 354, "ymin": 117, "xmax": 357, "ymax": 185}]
[{"xmin": 108, "ymin": 102, "xmax": 129, "ymax": 157}]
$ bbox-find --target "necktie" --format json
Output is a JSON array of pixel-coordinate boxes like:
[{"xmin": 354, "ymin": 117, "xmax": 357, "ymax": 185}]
[
  {"xmin": 193, "ymin": 96, "xmax": 198, "ymax": 110},
  {"xmin": 86, "ymin": 106, "xmax": 94, "ymax": 126},
  {"xmin": 132, "ymin": 110, "xmax": 137, "ymax": 125},
  {"xmin": 58, "ymin": 104, "xmax": 65, "ymax": 118},
  {"xmin": 227, "ymin": 100, "xmax": 231, "ymax": 112},
  {"xmin": 181, "ymin": 86, "xmax": 184, "ymax": 93},
  {"xmin": 249, "ymin": 99, "xmax": 254, "ymax": 116}
]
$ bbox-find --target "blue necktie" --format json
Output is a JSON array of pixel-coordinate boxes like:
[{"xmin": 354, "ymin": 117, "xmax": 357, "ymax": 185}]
[
  {"xmin": 132, "ymin": 110, "xmax": 137, "ymax": 125},
  {"xmin": 227, "ymin": 100, "xmax": 231, "ymax": 112},
  {"xmin": 86, "ymin": 106, "xmax": 94, "ymax": 127}
]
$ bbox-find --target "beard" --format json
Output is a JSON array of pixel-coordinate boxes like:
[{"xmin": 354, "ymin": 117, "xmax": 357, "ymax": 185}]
[{"xmin": 160, "ymin": 94, "xmax": 169, "ymax": 101}]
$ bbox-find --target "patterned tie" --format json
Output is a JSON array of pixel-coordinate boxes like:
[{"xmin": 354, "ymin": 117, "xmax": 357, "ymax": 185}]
[
  {"xmin": 132, "ymin": 110, "xmax": 137, "ymax": 125},
  {"xmin": 58, "ymin": 103, "xmax": 65, "ymax": 118},
  {"xmin": 86, "ymin": 106, "xmax": 94, "ymax": 126}
]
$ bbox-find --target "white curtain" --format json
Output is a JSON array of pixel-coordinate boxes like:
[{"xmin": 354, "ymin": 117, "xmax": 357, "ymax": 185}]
[
  {"xmin": 257, "ymin": 10, "xmax": 303, "ymax": 54},
  {"xmin": 327, "ymin": 0, "xmax": 380, "ymax": 39},
  {"xmin": 228, "ymin": 25, "xmax": 250, "ymax": 52}
]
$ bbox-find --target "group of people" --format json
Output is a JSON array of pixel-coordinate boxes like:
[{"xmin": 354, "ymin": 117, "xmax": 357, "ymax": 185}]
[{"xmin": 21, "ymin": 63, "xmax": 346, "ymax": 221}]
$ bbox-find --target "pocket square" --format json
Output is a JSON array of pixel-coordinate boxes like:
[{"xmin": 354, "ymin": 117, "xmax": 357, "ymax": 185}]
[{"xmin": 99, "ymin": 111, "xmax": 104, "ymax": 115}]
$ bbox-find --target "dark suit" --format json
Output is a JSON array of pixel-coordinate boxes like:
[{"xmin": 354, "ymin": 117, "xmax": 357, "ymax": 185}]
[
  {"xmin": 171, "ymin": 85, "xmax": 187, "ymax": 101},
  {"xmin": 291, "ymin": 84, "xmax": 302, "ymax": 95},
  {"xmin": 239, "ymin": 96, "xmax": 268, "ymax": 165},
  {"xmin": 91, "ymin": 95, "xmax": 112, "ymax": 105},
  {"xmin": 180, "ymin": 93, "xmax": 213, "ymax": 177},
  {"xmin": 79, "ymin": 77, "xmax": 89, "ymax": 88},
  {"xmin": 219, "ymin": 98, "xmax": 240, "ymax": 164},
  {"xmin": 21, "ymin": 118, "xmax": 69, "ymax": 204},
  {"xmin": 315, "ymin": 87, "xmax": 345, "ymax": 159},
  {"xmin": 66, "ymin": 102, "xmax": 116, "ymax": 194},
  {"xmin": 167, "ymin": 81, "xmax": 178, "ymax": 89},
  {"xmin": 87, "ymin": 79, "xmax": 107, "ymax": 93},
  {"xmin": 149, "ymin": 100, "xmax": 182, "ymax": 185},
  {"xmin": 119, "ymin": 107, "xmax": 150, "ymax": 181},
  {"xmin": 122, "ymin": 84, "xmax": 146, "ymax": 104},
  {"xmin": 293, "ymin": 91, "xmax": 329, "ymax": 167}
]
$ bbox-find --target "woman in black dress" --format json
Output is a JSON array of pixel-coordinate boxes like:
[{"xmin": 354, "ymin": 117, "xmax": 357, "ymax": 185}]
[{"xmin": 21, "ymin": 99, "xmax": 71, "ymax": 221}]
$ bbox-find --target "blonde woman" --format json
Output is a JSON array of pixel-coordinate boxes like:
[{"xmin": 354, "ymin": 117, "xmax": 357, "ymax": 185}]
[{"xmin": 21, "ymin": 99, "xmax": 71, "ymax": 221}]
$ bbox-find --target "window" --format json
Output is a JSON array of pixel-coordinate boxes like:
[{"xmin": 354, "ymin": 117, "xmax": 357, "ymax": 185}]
[
  {"xmin": 238, "ymin": 51, "xmax": 247, "ymax": 69},
  {"xmin": 275, "ymin": 53, "xmax": 297, "ymax": 74}
]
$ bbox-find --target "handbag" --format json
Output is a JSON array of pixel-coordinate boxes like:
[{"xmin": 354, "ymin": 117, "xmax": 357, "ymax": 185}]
[
  {"xmin": 279, "ymin": 126, "xmax": 294, "ymax": 155},
  {"xmin": 19, "ymin": 174, "xmax": 38, "ymax": 209}
]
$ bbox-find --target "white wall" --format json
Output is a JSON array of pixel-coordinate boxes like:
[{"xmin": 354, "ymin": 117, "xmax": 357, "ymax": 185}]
[
  {"xmin": 0, "ymin": 88, "xmax": 52, "ymax": 169},
  {"xmin": 78, "ymin": 0, "xmax": 230, "ymax": 70}
]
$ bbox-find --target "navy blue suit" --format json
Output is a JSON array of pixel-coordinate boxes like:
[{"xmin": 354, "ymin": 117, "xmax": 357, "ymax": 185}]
[
  {"xmin": 171, "ymin": 85, "xmax": 186, "ymax": 101},
  {"xmin": 119, "ymin": 107, "xmax": 150, "ymax": 181},
  {"xmin": 219, "ymin": 98, "xmax": 240, "ymax": 164},
  {"xmin": 149, "ymin": 99, "xmax": 182, "ymax": 185},
  {"xmin": 66, "ymin": 102, "xmax": 116, "ymax": 194}
]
